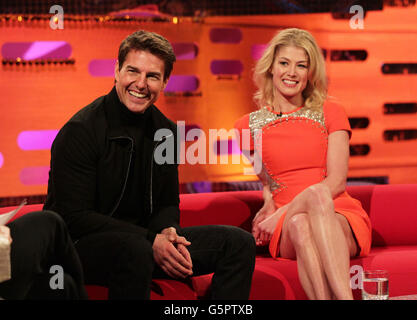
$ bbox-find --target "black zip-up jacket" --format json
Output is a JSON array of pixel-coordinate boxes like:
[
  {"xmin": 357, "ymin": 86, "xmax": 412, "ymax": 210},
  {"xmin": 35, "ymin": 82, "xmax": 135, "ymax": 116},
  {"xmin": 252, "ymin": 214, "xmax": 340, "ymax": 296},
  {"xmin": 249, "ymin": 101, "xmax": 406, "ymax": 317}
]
[{"xmin": 44, "ymin": 87, "xmax": 181, "ymax": 243}]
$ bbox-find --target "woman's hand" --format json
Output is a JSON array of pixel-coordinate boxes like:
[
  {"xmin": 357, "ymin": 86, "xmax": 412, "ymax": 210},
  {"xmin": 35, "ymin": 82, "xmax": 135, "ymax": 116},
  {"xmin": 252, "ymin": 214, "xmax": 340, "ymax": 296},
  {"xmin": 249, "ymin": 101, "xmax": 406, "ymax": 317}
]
[
  {"xmin": 256, "ymin": 203, "xmax": 289, "ymax": 245},
  {"xmin": 255, "ymin": 183, "xmax": 332, "ymax": 245},
  {"xmin": 252, "ymin": 198, "xmax": 276, "ymax": 244}
]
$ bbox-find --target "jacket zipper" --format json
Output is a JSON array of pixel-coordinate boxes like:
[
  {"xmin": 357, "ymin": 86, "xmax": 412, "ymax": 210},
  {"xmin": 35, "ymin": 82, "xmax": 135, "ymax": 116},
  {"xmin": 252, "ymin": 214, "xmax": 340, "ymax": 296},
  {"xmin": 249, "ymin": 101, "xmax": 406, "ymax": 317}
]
[
  {"xmin": 73, "ymin": 136, "xmax": 133, "ymax": 245},
  {"xmin": 109, "ymin": 136, "xmax": 134, "ymax": 217},
  {"xmin": 150, "ymin": 133, "xmax": 173, "ymax": 215}
]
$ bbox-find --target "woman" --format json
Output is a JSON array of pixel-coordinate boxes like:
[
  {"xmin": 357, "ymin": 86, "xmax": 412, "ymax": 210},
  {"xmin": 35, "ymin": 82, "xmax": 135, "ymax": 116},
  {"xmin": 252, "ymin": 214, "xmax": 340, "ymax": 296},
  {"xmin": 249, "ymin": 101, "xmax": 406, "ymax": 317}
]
[{"xmin": 235, "ymin": 28, "xmax": 372, "ymax": 300}]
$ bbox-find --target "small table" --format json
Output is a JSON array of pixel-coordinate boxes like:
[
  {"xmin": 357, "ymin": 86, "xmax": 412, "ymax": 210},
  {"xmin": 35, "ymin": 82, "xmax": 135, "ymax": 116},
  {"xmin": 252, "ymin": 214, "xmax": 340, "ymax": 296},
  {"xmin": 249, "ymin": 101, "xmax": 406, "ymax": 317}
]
[{"xmin": 390, "ymin": 294, "xmax": 417, "ymax": 300}]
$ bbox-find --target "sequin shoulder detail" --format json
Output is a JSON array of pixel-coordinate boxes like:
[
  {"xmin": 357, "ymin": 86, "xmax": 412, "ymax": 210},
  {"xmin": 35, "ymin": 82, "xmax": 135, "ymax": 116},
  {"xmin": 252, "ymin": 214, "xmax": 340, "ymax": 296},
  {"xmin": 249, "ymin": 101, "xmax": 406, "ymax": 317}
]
[{"xmin": 248, "ymin": 106, "xmax": 325, "ymax": 137}]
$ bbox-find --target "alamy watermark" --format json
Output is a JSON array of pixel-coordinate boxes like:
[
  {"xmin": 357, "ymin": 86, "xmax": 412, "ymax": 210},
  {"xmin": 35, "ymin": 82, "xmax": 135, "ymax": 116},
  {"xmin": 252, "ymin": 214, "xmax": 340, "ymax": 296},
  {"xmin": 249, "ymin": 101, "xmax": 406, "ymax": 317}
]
[
  {"xmin": 49, "ymin": 265, "xmax": 64, "ymax": 290},
  {"xmin": 152, "ymin": 122, "xmax": 262, "ymax": 176},
  {"xmin": 49, "ymin": 5, "xmax": 64, "ymax": 30},
  {"xmin": 349, "ymin": 5, "xmax": 364, "ymax": 30},
  {"xmin": 350, "ymin": 264, "xmax": 364, "ymax": 289}
]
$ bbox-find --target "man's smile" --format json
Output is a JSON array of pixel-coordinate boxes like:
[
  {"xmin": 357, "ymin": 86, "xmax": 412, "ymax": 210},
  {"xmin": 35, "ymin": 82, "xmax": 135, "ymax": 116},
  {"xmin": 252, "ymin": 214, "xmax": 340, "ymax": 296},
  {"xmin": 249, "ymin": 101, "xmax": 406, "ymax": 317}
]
[{"xmin": 128, "ymin": 89, "xmax": 149, "ymax": 99}]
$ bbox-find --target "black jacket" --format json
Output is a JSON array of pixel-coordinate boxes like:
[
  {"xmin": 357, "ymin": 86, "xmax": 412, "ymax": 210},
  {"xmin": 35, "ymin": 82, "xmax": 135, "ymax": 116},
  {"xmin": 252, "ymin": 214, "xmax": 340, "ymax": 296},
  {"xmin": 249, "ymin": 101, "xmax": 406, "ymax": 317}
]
[{"xmin": 44, "ymin": 87, "xmax": 181, "ymax": 243}]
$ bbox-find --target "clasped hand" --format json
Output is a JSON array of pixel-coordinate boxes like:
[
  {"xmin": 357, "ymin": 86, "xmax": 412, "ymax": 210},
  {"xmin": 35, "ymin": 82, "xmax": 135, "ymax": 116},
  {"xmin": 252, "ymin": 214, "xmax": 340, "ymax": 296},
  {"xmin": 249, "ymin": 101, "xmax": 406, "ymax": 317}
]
[
  {"xmin": 152, "ymin": 227, "xmax": 193, "ymax": 279},
  {"xmin": 252, "ymin": 201, "xmax": 288, "ymax": 246}
]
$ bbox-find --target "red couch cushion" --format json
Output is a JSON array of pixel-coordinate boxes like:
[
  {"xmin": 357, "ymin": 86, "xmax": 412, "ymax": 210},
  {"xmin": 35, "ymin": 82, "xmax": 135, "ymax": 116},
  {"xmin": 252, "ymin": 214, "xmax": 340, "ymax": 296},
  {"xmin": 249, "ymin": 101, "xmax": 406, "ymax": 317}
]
[
  {"xmin": 179, "ymin": 190, "xmax": 262, "ymax": 232},
  {"xmin": 85, "ymin": 279, "xmax": 198, "ymax": 300},
  {"xmin": 352, "ymin": 245, "xmax": 417, "ymax": 298},
  {"xmin": 368, "ymin": 184, "xmax": 417, "ymax": 246}
]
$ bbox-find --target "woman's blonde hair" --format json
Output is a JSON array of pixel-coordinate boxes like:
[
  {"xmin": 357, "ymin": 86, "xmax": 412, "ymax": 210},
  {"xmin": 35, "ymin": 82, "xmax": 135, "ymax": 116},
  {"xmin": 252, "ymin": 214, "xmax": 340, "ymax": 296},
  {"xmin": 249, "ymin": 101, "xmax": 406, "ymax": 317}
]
[{"xmin": 253, "ymin": 28, "xmax": 327, "ymax": 111}]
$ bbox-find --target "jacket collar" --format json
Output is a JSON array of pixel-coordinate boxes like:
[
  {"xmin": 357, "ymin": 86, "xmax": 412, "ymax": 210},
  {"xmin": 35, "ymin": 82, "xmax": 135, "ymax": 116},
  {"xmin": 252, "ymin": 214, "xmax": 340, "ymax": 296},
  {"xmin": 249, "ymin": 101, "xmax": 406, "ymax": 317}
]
[
  {"xmin": 103, "ymin": 87, "xmax": 176, "ymax": 139},
  {"xmin": 104, "ymin": 87, "xmax": 149, "ymax": 138}
]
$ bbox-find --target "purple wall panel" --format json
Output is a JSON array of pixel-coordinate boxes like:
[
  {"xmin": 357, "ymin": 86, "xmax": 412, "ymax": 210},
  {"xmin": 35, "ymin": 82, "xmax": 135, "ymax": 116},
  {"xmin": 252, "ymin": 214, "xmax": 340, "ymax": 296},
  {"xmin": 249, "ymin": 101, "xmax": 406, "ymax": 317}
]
[
  {"xmin": 210, "ymin": 60, "xmax": 243, "ymax": 75},
  {"xmin": 2, "ymin": 41, "xmax": 72, "ymax": 60},
  {"xmin": 172, "ymin": 43, "xmax": 198, "ymax": 60},
  {"xmin": 19, "ymin": 166, "xmax": 50, "ymax": 186},
  {"xmin": 17, "ymin": 130, "xmax": 58, "ymax": 151},
  {"xmin": 165, "ymin": 75, "xmax": 199, "ymax": 92},
  {"xmin": 88, "ymin": 59, "xmax": 116, "ymax": 77},
  {"xmin": 213, "ymin": 139, "xmax": 241, "ymax": 155},
  {"xmin": 209, "ymin": 28, "xmax": 242, "ymax": 44}
]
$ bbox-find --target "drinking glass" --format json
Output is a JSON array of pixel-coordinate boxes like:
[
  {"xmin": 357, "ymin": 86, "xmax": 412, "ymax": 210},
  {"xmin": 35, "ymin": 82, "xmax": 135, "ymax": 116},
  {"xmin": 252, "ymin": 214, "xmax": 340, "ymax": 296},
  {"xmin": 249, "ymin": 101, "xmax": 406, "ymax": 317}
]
[{"xmin": 362, "ymin": 270, "xmax": 389, "ymax": 300}]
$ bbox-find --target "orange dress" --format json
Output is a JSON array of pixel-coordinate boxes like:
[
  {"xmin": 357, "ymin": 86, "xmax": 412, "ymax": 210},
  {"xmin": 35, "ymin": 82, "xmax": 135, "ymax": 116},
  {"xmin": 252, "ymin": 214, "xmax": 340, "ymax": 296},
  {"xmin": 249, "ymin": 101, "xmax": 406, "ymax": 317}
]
[{"xmin": 235, "ymin": 101, "xmax": 372, "ymax": 259}]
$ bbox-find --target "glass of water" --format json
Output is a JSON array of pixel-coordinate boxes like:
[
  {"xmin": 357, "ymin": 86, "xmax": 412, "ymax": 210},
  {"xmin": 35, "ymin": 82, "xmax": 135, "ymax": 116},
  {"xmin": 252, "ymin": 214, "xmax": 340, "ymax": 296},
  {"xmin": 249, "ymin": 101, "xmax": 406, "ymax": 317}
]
[{"xmin": 362, "ymin": 270, "xmax": 389, "ymax": 300}]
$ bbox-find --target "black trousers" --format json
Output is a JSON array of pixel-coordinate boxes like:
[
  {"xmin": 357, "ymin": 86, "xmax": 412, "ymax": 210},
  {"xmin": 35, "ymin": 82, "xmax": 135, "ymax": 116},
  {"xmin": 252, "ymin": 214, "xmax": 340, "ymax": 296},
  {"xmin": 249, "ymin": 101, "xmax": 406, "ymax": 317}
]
[
  {"xmin": 75, "ymin": 225, "xmax": 256, "ymax": 299},
  {"xmin": 0, "ymin": 211, "xmax": 87, "ymax": 300}
]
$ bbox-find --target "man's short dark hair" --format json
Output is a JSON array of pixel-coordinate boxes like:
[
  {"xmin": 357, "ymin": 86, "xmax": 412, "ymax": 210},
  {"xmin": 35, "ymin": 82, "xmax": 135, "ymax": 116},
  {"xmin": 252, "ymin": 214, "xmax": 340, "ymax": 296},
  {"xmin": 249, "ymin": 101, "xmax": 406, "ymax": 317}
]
[{"xmin": 118, "ymin": 30, "xmax": 176, "ymax": 81}]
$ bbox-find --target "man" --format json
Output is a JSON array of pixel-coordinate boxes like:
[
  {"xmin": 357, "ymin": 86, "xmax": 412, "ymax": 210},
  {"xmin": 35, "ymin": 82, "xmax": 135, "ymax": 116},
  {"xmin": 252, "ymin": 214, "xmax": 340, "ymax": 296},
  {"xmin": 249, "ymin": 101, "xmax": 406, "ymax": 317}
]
[
  {"xmin": 0, "ymin": 211, "xmax": 87, "ymax": 300},
  {"xmin": 44, "ymin": 30, "xmax": 256, "ymax": 299}
]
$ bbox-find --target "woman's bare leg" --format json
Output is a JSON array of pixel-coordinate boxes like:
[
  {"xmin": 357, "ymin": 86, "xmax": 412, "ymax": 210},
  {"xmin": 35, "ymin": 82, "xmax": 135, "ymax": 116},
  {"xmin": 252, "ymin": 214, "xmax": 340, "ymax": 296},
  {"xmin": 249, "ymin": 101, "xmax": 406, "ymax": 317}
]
[
  {"xmin": 304, "ymin": 185, "xmax": 356, "ymax": 299},
  {"xmin": 279, "ymin": 184, "xmax": 358, "ymax": 300},
  {"xmin": 280, "ymin": 213, "xmax": 332, "ymax": 299}
]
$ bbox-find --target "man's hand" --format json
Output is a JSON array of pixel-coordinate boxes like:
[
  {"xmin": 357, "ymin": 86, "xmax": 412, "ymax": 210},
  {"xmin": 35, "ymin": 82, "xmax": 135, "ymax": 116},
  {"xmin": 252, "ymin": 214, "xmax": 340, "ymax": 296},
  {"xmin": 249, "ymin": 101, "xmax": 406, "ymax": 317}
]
[
  {"xmin": 153, "ymin": 227, "xmax": 193, "ymax": 279},
  {"xmin": 161, "ymin": 227, "xmax": 192, "ymax": 268}
]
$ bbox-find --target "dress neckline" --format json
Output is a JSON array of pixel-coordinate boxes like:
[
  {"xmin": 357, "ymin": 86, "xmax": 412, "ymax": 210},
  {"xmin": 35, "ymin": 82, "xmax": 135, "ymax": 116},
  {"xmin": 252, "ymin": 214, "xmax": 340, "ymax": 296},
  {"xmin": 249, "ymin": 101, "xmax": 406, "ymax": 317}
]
[{"xmin": 266, "ymin": 105, "xmax": 304, "ymax": 115}]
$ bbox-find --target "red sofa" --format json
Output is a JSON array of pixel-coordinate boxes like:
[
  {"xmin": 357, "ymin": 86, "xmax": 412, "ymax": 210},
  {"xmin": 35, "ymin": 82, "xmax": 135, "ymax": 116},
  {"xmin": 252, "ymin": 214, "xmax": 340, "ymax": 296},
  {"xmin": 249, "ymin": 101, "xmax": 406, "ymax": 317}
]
[{"xmin": 1, "ymin": 184, "xmax": 417, "ymax": 299}]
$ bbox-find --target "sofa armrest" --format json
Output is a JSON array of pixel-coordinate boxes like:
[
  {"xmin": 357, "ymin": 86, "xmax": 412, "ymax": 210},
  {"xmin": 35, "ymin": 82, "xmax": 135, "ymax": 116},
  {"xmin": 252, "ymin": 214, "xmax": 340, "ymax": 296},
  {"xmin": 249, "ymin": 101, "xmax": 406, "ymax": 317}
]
[{"xmin": 0, "ymin": 204, "xmax": 44, "ymax": 224}]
